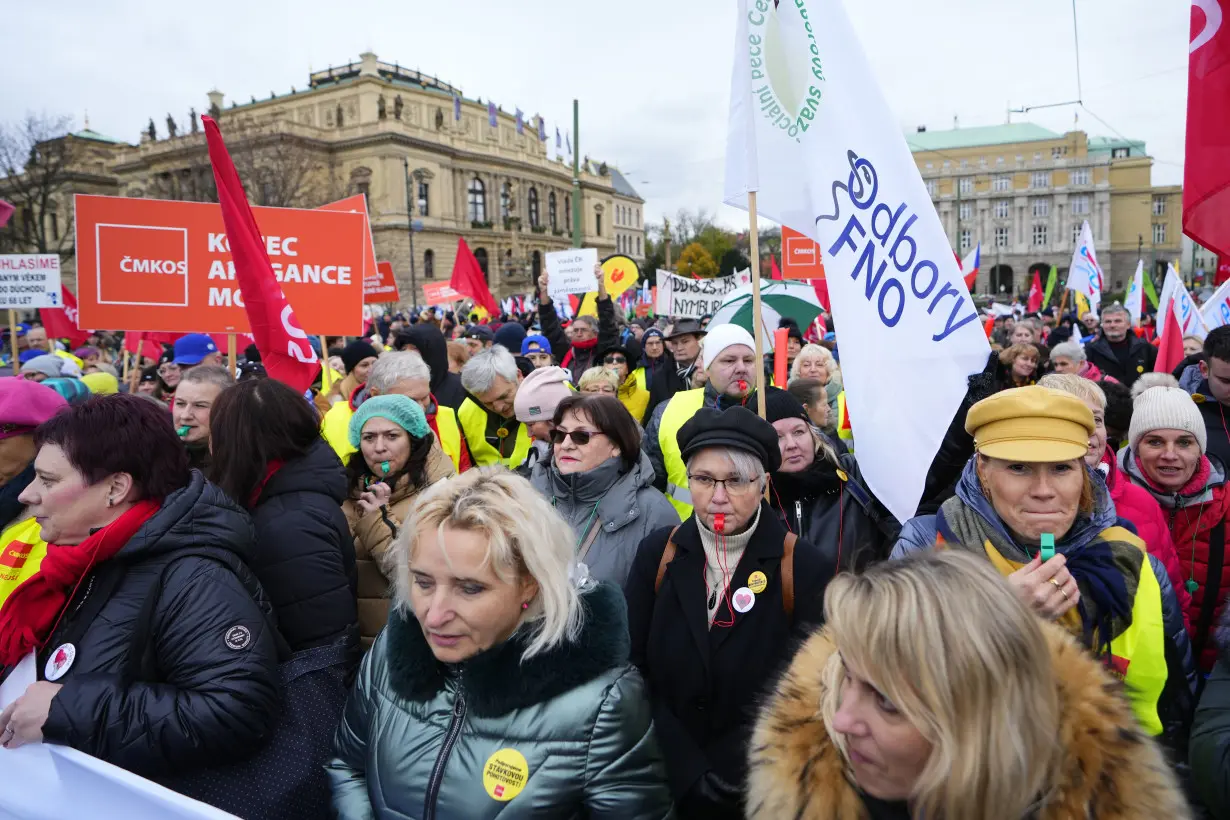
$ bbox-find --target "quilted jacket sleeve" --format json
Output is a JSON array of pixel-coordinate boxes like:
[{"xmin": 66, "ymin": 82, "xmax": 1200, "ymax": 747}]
[
  {"xmin": 42, "ymin": 558, "xmax": 280, "ymax": 776},
  {"xmin": 582, "ymin": 667, "xmax": 674, "ymax": 819},
  {"xmin": 538, "ymin": 297, "xmax": 570, "ymax": 364},
  {"xmin": 326, "ymin": 630, "xmax": 382, "ymax": 820}
]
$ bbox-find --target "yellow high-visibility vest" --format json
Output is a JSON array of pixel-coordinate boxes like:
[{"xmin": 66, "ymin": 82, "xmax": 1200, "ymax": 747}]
[
  {"xmin": 658, "ymin": 388, "xmax": 707, "ymax": 519},
  {"xmin": 322, "ymin": 400, "xmax": 356, "ymax": 464},
  {"xmin": 836, "ymin": 390, "xmax": 853, "ymax": 452},
  {"xmin": 619, "ymin": 367, "xmax": 650, "ymax": 423},
  {"xmin": 434, "ymin": 405, "xmax": 465, "ymax": 472},
  {"xmin": 458, "ymin": 398, "xmax": 532, "ymax": 469},
  {"xmin": 0, "ymin": 518, "xmax": 48, "ymax": 609}
]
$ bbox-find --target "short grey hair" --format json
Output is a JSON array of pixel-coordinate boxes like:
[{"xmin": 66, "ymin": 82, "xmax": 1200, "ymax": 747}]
[
  {"xmin": 1131, "ymin": 372, "xmax": 1179, "ymax": 399},
  {"xmin": 1049, "ymin": 341, "xmax": 1086, "ymax": 363},
  {"xmin": 686, "ymin": 447, "xmax": 768, "ymax": 492},
  {"xmin": 179, "ymin": 364, "xmax": 234, "ymax": 391},
  {"xmin": 572, "ymin": 315, "xmax": 598, "ymax": 332},
  {"xmin": 368, "ymin": 351, "xmax": 431, "ymax": 393},
  {"xmin": 461, "ymin": 345, "xmax": 519, "ymax": 394},
  {"xmin": 1017, "ymin": 317, "xmax": 1042, "ymax": 331},
  {"xmin": 1101, "ymin": 303, "xmax": 1129, "ymax": 319}
]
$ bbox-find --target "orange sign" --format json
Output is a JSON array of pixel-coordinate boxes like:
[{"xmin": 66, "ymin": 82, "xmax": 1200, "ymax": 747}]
[
  {"xmin": 423, "ymin": 281, "xmax": 462, "ymax": 306},
  {"xmin": 781, "ymin": 226, "xmax": 826, "ymax": 280},
  {"xmin": 365, "ymin": 261, "xmax": 401, "ymax": 304},
  {"xmin": 75, "ymin": 194, "xmax": 366, "ymax": 335}
]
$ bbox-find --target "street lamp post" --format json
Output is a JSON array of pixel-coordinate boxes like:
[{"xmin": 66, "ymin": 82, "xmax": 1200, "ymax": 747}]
[{"xmin": 403, "ymin": 158, "xmax": 418, "ymax": 307}]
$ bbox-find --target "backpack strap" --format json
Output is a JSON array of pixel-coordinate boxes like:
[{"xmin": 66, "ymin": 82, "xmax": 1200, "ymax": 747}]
[
  {"xmin": 653, "ymin": 527, "xmax": 681, "ymax": 593},
  {"xmin": 781, "ymin": 533, "xmax": 796, "ymax": 621}
]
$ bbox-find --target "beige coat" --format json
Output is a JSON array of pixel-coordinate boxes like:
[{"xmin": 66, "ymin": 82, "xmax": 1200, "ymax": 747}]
[{"xmin": 342, "ymin": 439, "xmax": 454, "ymax": 647}]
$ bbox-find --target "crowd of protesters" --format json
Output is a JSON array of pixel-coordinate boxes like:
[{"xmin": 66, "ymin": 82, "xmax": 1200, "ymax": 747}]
[{"xmin": 0, "ymin": 279, "xmax": 1229, "ymax": 819}]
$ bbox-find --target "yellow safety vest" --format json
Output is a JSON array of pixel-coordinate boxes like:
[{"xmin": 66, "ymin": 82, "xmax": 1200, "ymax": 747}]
[
  {"xmin": 619, "ymin": 368, "xmax": 650, "ymax": 424},
  {"xmin": 458, "ymin": 398, "xmax": 532, "ymax": 469},
  {"xmin": 0, "ymin": 518, "xmax": 48, "ymax": 608},
  {"xmin": 981, "ymin": 529, "xmax": 1167, "ymax": 736},
  {"xmin": 435, "ymin": 405, "xmax": 465, "ymax": 472},
  {"xmin": 322, "ymin": 400, "xmax": 356, "ymax": 464},
  {"xmin": 836, "ymin": 390, "xmax": 854, "ymax": 452},
  {"xmin": 659, "ymin": 388, "xmax": 707, "ymax": 519}
]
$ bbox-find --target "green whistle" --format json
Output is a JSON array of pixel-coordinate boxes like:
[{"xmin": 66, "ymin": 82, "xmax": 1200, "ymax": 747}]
[
  {"xmin": 1040, "ymin": 533, "xmax": 1055, "ymax": 561},
  {"xmin": 176, "ymin": 426, "xmax": 190, "ymax": 437},
  {"xmin": 380, "ymin": 461, "xmax": 390, "ymax": 475}
]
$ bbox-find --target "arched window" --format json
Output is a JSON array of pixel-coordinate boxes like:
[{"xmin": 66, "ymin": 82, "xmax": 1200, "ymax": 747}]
[
  {"xmin": 500, "ymin": 182, "xmax": 514, "ymax": 220},
  {"xmin": 548, "ymin": 192, "xmax": 558, "ymax": 230},
  {"xmin": 637, "ymin": 236, "xmax": 641, "ymax": 256},
  {"xmin": 528, "ymin": 187, "xmax": 539, "ymax": 228},
  {"xmin": 504, "ymin": 248, "xmax": 514, "ymax": 277},
  {"xmin": 474, "ymin": 248, "xmax": 489, "ymax": 283},
  {"xmin": 424, "ymin": 249, "xmax": 435, "ymax": 279},
  {"xmin": 467, "ymin": 178, "xmax": 487, "ymax": 223},
  {"xmin": 565, "ymin": 195, "xmax": 571, "ymax": 231},
  {"xmin": 532, "ymin": 251, "xmax": 542, "ymax": 280}
]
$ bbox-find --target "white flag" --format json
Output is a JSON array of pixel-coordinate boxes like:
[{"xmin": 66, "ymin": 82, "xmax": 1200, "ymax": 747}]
[
  {"xmin": 1065, "ymin": 220, "xmax": 1104, "ymax": 311},
  {"xmin": 722, "ymin": 0, "xmax": 989, "ymax": 523},
  {"xmin": 1158, "ymin": 264, "xmax": 1209, "ymax": 339},
  {"xmin": 1124, "ymin": 260, "xmax": 1145, "ymax": 326},
  {"xmin": 1202, "ymin": 278, "xmax": 1230, "ymax": 331}
]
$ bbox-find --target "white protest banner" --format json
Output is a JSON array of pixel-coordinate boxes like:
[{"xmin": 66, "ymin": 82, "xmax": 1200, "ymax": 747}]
[
  {"xmin": 546, "ymin": 248, "xmax": 599, "ymax": 298},
  {"xmin": 1125, "ymin": 260, "xmax": 1145, "ymax": 326},
  {"xmin": 655, "ymin": 269, "xmax": 753, "ymax": 318},
  {"xmin": 1202, "ymin": 278, "xmax": 1230, "ymax": 331},
  {"xmin": 1065, "ymin": 220, "xmax": 1105, "ymax": 312},
  {"xmin": 722, "ymin": 0, "xmax": 990, "ymax": 523},
  {"xmin": 1158, "ymin": 264, "xmax": 1208, "ymax": 338},
  {"xmin": 0, "ymin": 255, "xmax": 63, "ymax": 309}
]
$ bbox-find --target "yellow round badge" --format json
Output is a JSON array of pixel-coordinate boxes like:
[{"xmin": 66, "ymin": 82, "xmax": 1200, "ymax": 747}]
[
  {"xmin": 1137, "ymin": 365, "xmax": 1145, "ymax": 373},
  {"xmin": 747, "ymin": 570, "xmax": 768, "ymax": 595},
  {"xmin": 483, "ymin": 748, "xmax": 529, "ymax": 802}
]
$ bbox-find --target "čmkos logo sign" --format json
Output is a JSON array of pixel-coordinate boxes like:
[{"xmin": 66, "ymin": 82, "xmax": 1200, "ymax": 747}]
[{"xmin": 746, "ymin": 0, "xmax": 826, "ymax": 141}]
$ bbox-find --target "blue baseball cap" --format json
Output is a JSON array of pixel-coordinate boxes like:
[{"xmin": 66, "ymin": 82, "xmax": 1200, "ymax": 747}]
[
  {"xmin": 173, "ymin": 333, "xmax": 219, "ymax": 365},
  {"xmin": 522, "ymin": 334, "xmax": 551, "ymax": 356}
]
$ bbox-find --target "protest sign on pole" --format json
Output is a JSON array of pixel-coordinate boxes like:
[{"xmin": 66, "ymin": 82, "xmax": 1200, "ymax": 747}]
[
  {"xmin": 780, "ymin": 226, "xmax": 825, "ymax": 280},
  {"xmin": 577, "ymin": 255, "xmax": 642, "ymax": 316},
  {"xmin": 546, "ymin": 248, "xmax": 599, "ymax": 298},
  {"xmin": 1065, "ymin": 220, "xmax": 1105, "ymax": 312},
  {"xmin": 423, "ymin": 281, "xmax": 463, "ymax": 306},
  {"xmin": 0, "ymin": 255, "xmax": 63, "ymax": 309},
  {"xmin": 364, "ymin": 261, "xmax": 402, "ymax": 304},
  {"xmin": 722, "ymin": 0, "xmax": 990, "ymax": 523},
  {"xmin": 655, "ymin": 269, "xmax": 753, "ymax": 318},
  {"xmin": 74, "ymin": 194, "xmax": 366, "ymax": 335}
]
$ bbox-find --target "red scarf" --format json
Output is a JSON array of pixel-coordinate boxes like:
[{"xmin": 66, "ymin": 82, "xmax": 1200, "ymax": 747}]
[
  {"xmin": 561, "ymin": 336, "xmax": 599, "ymax": 369},
  {"xmin": 248, "ymin": 459, "xmax": 286, "ymax": 508},
  {"xmin": 0, "ymin": 499, "xmax": 160, "ymax": 667},
  {"xmin": 1134, "ymin": 452, "xmax": 1212, "ymax": 496}
]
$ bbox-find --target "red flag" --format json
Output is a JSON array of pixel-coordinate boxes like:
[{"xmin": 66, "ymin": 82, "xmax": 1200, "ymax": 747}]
[
  {"xmin": 1184, "ymin": 1, "xmax": 1230, "ymax": 258},
  {"xmin": 1026, "ymin": 270, "xmax": 1044, "ymax": 313},
  {"xmin": 1217, "ymin": 255, "xmax": 1230, "ymax": 286},
  {"xmin": 122, "ymin": 332, "xmax": 163, "ymax": 362},
  {"xmin": 40, "ymin": 286, "xmax": 91, "ymax": 347},
  {"xmin": 202, "ymin": 116, "xmax": 319, "ymax": 393},
  {"xmin": 1155, "ymin": 300, "xmax": 1185, "ymax": 374},
  {"xmin": 449, "ymin": 238, "xmax": 497, "ymax": 316},
  {"xmin": 770, "ymin": 255, "xmax": 783, "ymax": 281},
  {"xmin": 810, "ymin": 277, "xmax": 830, "ymax": 311}
]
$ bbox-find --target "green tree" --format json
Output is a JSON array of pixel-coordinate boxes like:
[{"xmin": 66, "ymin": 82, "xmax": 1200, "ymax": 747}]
[
  {"xmin": 718, "ymin": 247, "xmax": 750, "ymax": 278},
  {"xmin": 695, "ymin": 224, "xmax": 735, "ymax": 267},
  {"xmin": 676, "ymin": 242, "xmax": 718, "ymax": 279}
]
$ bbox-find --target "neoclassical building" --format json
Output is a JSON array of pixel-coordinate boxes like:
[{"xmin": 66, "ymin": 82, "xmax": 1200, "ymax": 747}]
[{"xmin": 2, "ymin": 52, "xmax": 646, "ymax": 305}]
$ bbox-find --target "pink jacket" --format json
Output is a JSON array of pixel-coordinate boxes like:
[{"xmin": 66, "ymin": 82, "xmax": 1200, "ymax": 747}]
[{"xmin": 1101, "ymin": 452, "xmax": 1192, "ymax": 630}]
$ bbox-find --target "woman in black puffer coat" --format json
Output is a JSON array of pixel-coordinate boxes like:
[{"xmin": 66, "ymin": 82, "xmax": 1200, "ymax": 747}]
[
  {"xmin": 208, "ymin": 378, "xmax": 358, "ymax": 653},
  {"xmin": 0, "ymin": 395, "xmax": 279, "ymax": 802},
  {"xmin": 765, "ymin": 391, "xmax": 900, "ymax": 570}
]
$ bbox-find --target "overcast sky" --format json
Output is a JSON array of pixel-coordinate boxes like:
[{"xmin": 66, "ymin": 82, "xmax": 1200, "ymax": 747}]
[{"xmin": 7, "ymin": 0, "xmax": 1190, "ymax": 230}]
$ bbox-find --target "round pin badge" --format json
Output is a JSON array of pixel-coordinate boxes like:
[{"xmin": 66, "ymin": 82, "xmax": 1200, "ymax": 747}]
[
  {"xmin": 483, "ymin": 748, "xmax": 530, "ymax": 802},
  {"xmin": 746, "ymin": 571, "xmax": 768, "ymax": 595},
  {"xmin": 45, "ymin": 643, "xmax": 76, "ymax": 681},
  {"xmin": 732, "ymin": 586, "xmax": 756, "ymax": 614},
  {"xmin": 1137, "ymin": 365, "xmax": 1144, "ymax": 373}
]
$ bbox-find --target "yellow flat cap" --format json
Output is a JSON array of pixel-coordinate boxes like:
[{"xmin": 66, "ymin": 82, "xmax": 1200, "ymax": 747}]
[{"xmin": 965, "ymin": 386, "xmax": 1094, "ymax": 462}]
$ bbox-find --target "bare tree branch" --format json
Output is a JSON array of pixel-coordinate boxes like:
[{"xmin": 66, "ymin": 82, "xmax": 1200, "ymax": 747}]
[{"xmin": 0, "ymin": 113, "xmax": 75, "ymax": 256}]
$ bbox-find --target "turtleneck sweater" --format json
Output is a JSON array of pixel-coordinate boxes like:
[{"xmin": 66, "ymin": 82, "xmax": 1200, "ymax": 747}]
[{"xmin": 697, "ymin": 506, "xmax": 761, "ymax": 626}]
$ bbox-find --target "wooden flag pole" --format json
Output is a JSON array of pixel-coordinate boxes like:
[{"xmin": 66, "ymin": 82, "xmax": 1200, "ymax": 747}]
[
  {"xmin": 8, "ymin": 311, "xmax": 17, "ymax": 375},
  {"xmin": 320, "ymin": 335, "xmax": 332, "ymax": 391},
  {"xmin": 748, "ymin": 192, "xmax": 767, "ymax": 420},
  {"xmin": 1058, "ymin": 288, "xmax": 1070, "ymax": 319},
  {"xmin": 227, "ymin": 333, "xmax": 237, "ymax": 374},
  {"xmin": 122, "ymin": 349, "xmax": 131, "ymax": 382}
]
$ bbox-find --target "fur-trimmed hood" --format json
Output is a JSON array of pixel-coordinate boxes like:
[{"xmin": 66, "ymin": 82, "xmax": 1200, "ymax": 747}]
[{"xmin": 746, "ymin": 621, "xmax": 1191, "ymax": 819}]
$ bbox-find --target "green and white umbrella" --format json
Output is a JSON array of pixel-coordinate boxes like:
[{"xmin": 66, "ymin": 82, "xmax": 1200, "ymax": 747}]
[{"xmin": 709, "ymin": 280, "xmax": 823, "ymax": 339}]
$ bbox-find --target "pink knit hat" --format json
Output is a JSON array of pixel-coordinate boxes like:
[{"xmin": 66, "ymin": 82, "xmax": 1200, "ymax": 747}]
[
  {"xmin": 0, "ymin": 377, "xmax": 67, "ymax": 440},
  {"xmin": 514, "ymin": 366, "xmax": 574, "ymax": 423}
]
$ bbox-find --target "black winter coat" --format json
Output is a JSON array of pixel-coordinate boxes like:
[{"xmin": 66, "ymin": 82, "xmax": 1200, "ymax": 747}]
[
  {"xmin": 624, "ymin": 503, "xmax": 835, "ymax": 819},
  {"xmin": 249, "ymin": 438, "xmax": 358, "ymax": 652},
  {"xmin": 30, "ymin": 472, "xmax": 281, "ymax": 780},
  {"xmin": 1192, "ymin": 600, "xmax": 1230, "ymax": 817},
  {"xmin": 645, "ymin": 358, "xmax": 693, "ymax": 421},
  {"xmin": 399, "ymin": 325, "xmax": 465, "ymax": 409},
  {"xmin": 1086, "ymin": 333, "xmax": 1158, "ymax": 388},
  {"xmin": 770, "ymin": 451, "xmax": 901, "ymax": 570},
  {"xmin": 539, "ymin": 298, "xmax": 597, "ymax": 383}
]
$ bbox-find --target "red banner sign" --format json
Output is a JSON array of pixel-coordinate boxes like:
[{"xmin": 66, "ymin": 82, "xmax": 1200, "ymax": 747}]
[{"xmin": 365, "ymin": 261, "xmax": 401, "ymax": 304}]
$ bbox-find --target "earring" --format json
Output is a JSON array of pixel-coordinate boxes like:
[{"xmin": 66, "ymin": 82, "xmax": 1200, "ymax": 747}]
[
  {"xmin": 521, "ymin": 601, "xmax": 530, "ymax": 611},
  {"xmin": 107, "ymin": 497, "xmax": 115, "ymax": 508}
]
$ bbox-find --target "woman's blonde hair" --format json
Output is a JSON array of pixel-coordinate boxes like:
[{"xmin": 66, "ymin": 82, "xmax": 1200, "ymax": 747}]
[
  {"xmin": 998, "ymin": 342, "xmax": 1039, "ymax": 366},
  {"xmin": 391, "ymin": 467, "xmax": 582, "ymax": 659},
  {"xmin": 1038, "ymin": 372, "xmax": 1106, "ymax": 410},
  {"xmin": 578, "ymin": 366, "xmax": 619, "ymax": 393},
  {"xmin": 819, "ymin": 551, "xmax": 1060, "ymax": 820},
  {"xmin": 790, "ymin": 343, "xmax": 839, "ymax": 383}
]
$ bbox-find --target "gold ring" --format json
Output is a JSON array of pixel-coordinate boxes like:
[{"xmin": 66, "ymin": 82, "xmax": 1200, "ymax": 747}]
[
  {"xmin": 1049, "ymin": 578, "xmax": 1061, "ymax": 588},
  {"xmin": 1059, "ymin": 586, "xmax": 1069, "ymax": 599}
]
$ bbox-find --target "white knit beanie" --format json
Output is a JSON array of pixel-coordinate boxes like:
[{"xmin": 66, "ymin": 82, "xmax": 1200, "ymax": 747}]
[
  {"xmin": 1129, "ymin": 386, "xmax": 1207, "ymax": 453},
  {"xmin": 701, "ymin": 324, "xmax": 757, "ymax": 370}
]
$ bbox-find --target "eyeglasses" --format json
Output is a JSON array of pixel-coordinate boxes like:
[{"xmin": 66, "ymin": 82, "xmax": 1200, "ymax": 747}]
[
  {"xmin": 603, "ymin": 355, "xmax": 627, "ymax": 365},
  {"xmin": 687, "ymin": 474, "xmax": 758, "ymax": 494},
  {"xmin": 550, "ymin": 428, "xmax": 606, "ymax": 446}
]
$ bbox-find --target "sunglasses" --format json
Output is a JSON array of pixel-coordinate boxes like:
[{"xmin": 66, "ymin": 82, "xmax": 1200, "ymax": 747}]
[
  {"xmin": 603, "ymin": 355, "xmax": 627, "ymax": 365},
  {"xmin": 550, "ymin": 429, "xmax": 605, "ymax": 446}
]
